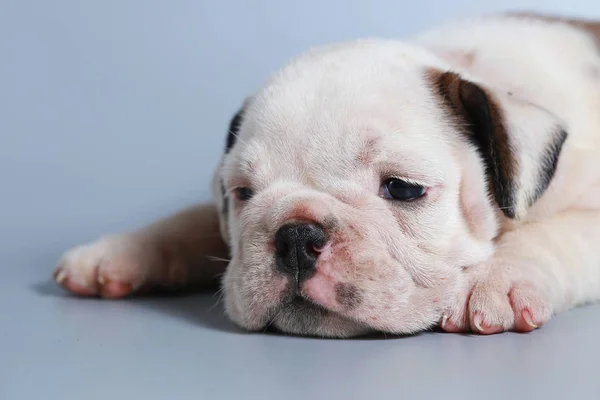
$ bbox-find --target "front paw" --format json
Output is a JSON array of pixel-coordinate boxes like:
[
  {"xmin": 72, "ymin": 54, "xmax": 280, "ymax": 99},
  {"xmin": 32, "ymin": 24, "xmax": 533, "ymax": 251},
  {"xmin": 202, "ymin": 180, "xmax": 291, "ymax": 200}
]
[
  {"xmin": 441, "ymin": 267, "xmax": 553, "ymax": 334},
  {"xmin": 54, "ymin": 235, "xmax": 157, "ymax": 299}
]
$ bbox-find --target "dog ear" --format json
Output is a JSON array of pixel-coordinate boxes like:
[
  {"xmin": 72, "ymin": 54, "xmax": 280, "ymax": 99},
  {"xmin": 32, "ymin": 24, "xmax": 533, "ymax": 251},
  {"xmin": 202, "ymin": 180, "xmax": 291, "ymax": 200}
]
[
  {"xmin": 225, "ymin": 107, "xmax": 245, "ymax": 154},
  {"xmin": 428, "ymin": 70, "xmax": 568, "ymax": 219},
  {"xmin": 224, "ymin": 97, "xmax": 253, "ymax": 154},
  {"xmin": 214, "ymin": 98, "xmax": 253, "ymax": 247}
]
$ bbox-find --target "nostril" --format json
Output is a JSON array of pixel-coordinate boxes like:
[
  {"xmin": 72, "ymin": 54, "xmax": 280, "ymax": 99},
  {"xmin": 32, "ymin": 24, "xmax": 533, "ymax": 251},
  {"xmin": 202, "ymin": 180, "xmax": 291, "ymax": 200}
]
[
  {"xmin": 313, "ymin": 234, "xmax": 328, "ymax": 250},
  {"xmin": 307, "ymin": 241, "xmax": 326, "ymax": 257}
]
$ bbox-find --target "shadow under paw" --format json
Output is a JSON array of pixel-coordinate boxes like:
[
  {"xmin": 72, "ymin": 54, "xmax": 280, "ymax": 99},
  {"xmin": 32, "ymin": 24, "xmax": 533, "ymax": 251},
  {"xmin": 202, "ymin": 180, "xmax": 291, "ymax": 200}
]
[{"xmin": 32, "ymin": 279, "xmax": 242, "ymax": 334}]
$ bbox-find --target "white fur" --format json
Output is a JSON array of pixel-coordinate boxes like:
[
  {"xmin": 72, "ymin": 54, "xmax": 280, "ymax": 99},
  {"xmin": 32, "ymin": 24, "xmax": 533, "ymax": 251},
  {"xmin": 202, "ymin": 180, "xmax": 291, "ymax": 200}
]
[{"xmin": 55, "ymin": 14, "xmax": 600, "ymax": 337}]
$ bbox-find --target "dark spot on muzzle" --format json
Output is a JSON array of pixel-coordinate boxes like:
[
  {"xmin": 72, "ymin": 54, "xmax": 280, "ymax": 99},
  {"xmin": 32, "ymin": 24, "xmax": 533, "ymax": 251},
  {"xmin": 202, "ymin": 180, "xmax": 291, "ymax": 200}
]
[{"xmin": 335, "ymin": 283, "xmax": 363, "ymax": 309}]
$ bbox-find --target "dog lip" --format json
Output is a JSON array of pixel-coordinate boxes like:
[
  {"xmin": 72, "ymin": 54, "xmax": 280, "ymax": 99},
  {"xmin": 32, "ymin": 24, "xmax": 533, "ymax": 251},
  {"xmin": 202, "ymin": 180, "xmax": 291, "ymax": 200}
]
[
  {"xmin": 264, "ymin": 296, "xmax": 324, "ymax": 330},
  {"xmin": 269, "ymin": 278, "xmax": 367, "ymax": 335},
  {"xmin": 298, "ymin": 289, "xmax": 337, "ymax": 315},
  {"xmin": 284, "ymin": 293, "xmax": 332, "ymax": 315},
  {"xmin": 267, "ymin": 292, "xmax": 374, "ymax": 336}
]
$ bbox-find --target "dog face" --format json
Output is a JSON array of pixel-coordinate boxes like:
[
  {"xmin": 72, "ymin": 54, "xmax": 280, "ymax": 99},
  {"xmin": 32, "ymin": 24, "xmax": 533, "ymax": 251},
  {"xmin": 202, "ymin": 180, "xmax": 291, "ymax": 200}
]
[{"xmin": 212, "ymin": 40, "xmax": 567, "ymax": 337}]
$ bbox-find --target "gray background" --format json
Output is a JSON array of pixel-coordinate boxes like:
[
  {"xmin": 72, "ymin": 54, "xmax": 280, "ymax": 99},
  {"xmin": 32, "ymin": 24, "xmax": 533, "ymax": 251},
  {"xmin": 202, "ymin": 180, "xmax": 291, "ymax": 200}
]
[{"xmin": 2, "ymin": 1, "xmax": 600, "ymax": 399}]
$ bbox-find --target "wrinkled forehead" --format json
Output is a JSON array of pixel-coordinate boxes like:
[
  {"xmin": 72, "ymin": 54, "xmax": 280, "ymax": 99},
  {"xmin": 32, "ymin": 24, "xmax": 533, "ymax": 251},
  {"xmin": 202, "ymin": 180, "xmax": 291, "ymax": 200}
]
[{"xmin": 223, "ymin": 40, "xmax": 452, "ymax": 186}]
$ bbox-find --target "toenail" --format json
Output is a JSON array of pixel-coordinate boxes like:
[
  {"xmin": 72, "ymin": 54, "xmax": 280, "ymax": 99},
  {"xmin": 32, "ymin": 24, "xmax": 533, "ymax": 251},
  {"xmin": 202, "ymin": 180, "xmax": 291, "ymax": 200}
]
[
  {"xmin": 56, "ymin": 270, "xmax": 67, "ymax": 284},
  {"xmin": 473, "ymin": 313, "xmax": 485, "ymax": 332},
  {"xmin": 522, "ymin": 310, "xmax": 538, "ymax": 328}
]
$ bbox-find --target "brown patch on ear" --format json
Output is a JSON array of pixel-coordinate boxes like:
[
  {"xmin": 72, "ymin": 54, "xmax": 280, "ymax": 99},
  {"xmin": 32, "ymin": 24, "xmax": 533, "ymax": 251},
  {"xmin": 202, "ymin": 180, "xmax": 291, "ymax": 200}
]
[
  {"xmin": 426, "ymin": 69, "xmax": 518, "ymax": 218},
  {"xmin": 219, "ymin": 180, "xmax": 232, "ymax": 250},
  {"xmin": 225, "ymin": 108, "xmax": 245, "ymax": 153},
  {"xmin": 532, "ymin": 127, "xmax": 568, "ymax": 204},
  {"xmin": 225, "ymin": 97, "xmax": 253, "ymax": 154}
]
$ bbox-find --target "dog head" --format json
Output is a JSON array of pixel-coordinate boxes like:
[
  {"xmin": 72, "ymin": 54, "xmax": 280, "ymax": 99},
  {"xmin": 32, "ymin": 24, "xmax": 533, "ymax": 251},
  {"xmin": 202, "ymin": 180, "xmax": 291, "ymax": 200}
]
[{"xmin": 211, "ymin": 40, "xmax": 567, "ymax": 337}]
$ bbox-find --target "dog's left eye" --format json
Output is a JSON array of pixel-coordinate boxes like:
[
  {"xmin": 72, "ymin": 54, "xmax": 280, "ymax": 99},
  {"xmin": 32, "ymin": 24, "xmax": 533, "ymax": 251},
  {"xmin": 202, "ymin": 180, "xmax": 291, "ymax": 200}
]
[
  {"xmin": 235, "ymin": 187, "xmax": 255, "ymax": 201},
  {"xmin": 380, "ymin": 178, "xmax": 426, "ymax": 201}
]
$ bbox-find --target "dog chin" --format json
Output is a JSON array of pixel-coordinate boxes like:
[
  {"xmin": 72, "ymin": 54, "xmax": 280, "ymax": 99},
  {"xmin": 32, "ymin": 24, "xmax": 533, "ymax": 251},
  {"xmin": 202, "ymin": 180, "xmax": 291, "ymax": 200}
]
[{"xmin": 270, "ymin": 298, "xmax": 373, "ymax": 338}]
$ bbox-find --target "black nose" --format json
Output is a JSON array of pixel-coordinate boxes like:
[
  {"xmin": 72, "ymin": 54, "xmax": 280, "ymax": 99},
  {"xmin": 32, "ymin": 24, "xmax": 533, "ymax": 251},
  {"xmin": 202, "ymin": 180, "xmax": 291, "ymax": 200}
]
[{"xmin": 274, "ymin": 222, "xmax": 328, "ymax": 282}]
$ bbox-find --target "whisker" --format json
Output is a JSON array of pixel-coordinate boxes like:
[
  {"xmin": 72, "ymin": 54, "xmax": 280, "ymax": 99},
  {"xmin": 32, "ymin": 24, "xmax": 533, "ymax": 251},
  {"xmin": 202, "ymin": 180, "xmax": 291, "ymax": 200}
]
[
  {"xmin": 212, "ymin": 285, "xmax": 226, "ymax": 299},
  {"xmin": 194, "ymin": 234, "xmax": 224, "ymax": 240},
  {"xmin": 229, "ymin": 130, "xmax": 250, "ymax": 147},
  {"xmin": 208, "ymin": 287, "xmax": 227, "ymax": 311},
  {"xmin": 212, "ymin": 271, "xmax": 227, "ymax": 280},
  {"xmin": 206, "ymin": 255, "xmax": 231, "ymax": 263},
  {"xmin": 263, "ymin": 307, "xmax": 286, "ymax": 332}
]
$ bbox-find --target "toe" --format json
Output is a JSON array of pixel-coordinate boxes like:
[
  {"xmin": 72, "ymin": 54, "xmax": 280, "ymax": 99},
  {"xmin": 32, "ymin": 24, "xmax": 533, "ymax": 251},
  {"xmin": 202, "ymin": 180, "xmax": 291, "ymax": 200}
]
[
  {"xmin": 440, "ymin": 315, "xmax": 467, "ymax": 333},
  {"xmin": 470, "ymin": 312, "xmax": 505, "ymax": 335},
  {"xmin": 60, "ymin": 277, "xmax": 98, "ymax": 296},
  {"xmin": 513, "ymin": 309, "xmax": 539, "ymax": 332},
  {"xmin": 467, "ymin": 278, "xmax": 515, "ymax": 333},
  {"xmin": 508, "ymin": 284, "xmax": 551, "ymax": 333},
  {"xmin": 99, "ymin": 278, "xmax": 134, "ymax": 299}
]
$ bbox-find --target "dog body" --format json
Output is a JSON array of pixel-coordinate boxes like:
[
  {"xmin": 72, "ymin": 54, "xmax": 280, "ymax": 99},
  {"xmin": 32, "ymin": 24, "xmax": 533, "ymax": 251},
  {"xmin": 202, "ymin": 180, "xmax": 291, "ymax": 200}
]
[
  {"xmin": 413, "ymin": 15, "xmax": 600, "ymax": 220},
  {"xmin": 55, "ymin": 14, "xmax": 600, "ymax": 337}
]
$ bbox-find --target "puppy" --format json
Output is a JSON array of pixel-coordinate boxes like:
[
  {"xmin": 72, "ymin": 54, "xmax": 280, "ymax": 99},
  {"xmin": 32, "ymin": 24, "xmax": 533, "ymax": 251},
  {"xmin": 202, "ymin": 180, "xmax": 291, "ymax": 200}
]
[{"xmin": 54, "ymin": 13, "xmax": 600, "ymax": 337}]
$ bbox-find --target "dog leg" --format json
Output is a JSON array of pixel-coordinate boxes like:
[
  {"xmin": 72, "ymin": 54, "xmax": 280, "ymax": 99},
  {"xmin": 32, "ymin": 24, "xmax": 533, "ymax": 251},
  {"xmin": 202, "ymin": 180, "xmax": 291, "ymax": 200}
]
[
  {"xmin": 54, "ymin": 203, "xmax": 228, "ymax": 298},
  {"xmin": 442, "ymin": 210, "xmax": 600, "ymax": 334}
]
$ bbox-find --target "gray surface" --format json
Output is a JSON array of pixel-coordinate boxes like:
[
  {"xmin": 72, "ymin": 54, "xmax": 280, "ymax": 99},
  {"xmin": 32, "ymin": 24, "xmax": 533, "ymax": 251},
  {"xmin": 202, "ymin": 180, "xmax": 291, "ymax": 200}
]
[
  {"xmin": 3, "ymin": 272, "xmax": 600, "ymax": 399},
  {"xmin": 2, "ymin": 1, "xmax": 600, "ymax": 399}
]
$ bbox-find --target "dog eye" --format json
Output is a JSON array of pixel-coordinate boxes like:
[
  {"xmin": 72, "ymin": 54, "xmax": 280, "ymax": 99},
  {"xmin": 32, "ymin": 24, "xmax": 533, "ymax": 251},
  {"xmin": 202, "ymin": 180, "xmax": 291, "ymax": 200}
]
[
  {"xmin": 380, "ymin": 178, "xmax": 426, "ymax": 201},
  {"xmin": 235, "ymin": 187, "xmax": 255, "ymax": 201}
]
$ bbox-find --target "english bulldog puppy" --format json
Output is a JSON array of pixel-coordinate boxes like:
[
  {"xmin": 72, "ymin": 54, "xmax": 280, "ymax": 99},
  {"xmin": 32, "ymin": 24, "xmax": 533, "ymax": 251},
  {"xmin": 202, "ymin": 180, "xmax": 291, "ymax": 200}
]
[{"xmin": 54, "ymin": 13, "xmax": 600, "ymax": 337}]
